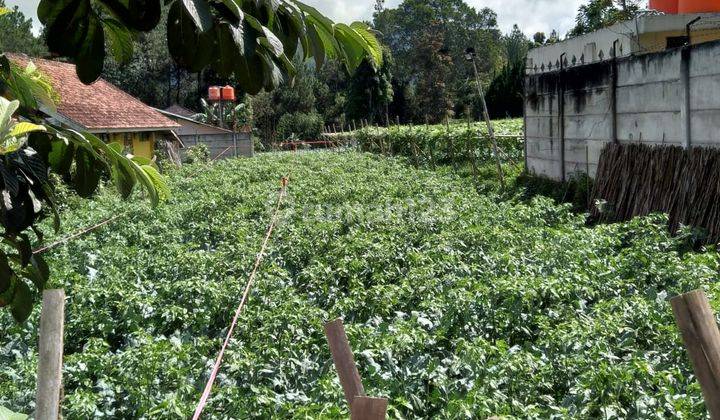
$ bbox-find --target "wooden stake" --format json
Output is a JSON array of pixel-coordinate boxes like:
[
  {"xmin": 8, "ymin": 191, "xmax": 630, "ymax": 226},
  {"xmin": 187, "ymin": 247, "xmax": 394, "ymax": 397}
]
[
  {"xmin": 324, "ymin": 319, "xmax": 365, "ymax": 406},
  {"xmin": 351, "ymin": 397, "xmax": 388, "ymax": 420},
  {"xmin": 671, "ymin": 289, "xmax": 720, "ymax": 419},
  {"xmin": 36, "ymin": 289, "xmax": 65, "ymax": 420}
]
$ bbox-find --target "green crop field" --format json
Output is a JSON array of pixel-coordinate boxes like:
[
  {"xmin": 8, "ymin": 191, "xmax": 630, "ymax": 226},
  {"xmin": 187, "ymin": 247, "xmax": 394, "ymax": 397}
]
[{"xmin": 1, "ymin": 152, "xmax": 717, "ymax": 418}]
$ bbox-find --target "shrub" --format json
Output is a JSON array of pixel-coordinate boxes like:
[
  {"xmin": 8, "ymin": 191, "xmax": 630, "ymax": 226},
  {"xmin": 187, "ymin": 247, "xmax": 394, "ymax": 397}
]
[
  {"xmin": 183, "ymin": 144, "xmax": 210, "ymax": 164},
  {"xmin": 276, "ymin": 111, "xmax": 324, "ymax": 141}
]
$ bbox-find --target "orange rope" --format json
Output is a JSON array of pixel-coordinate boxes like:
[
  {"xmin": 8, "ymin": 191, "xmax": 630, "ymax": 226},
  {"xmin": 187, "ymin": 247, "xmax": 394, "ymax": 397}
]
[{"xmin": 192, "ymin": 175, "xmax": 289, "ymax": 419}]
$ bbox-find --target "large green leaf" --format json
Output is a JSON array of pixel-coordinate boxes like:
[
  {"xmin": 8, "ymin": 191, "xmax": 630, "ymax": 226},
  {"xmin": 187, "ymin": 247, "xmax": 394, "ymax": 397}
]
[
  {"xmin": 350, "ymin": 22, "xmax": 382, "ymax": 67},
  {"xmin": 8, "ymin": 122, "xmax": 46, "ymax": 139},
  {"xmin": 9, "ymin": 278, "xmax": 32, "ymax": 322},
  {"xmin": 75, "ymin": 15, "xmax": 106, "ymax": 84},
  {"xmin": 182, "ymin": 0, "xmax": 214, "ymax": 32},
  {"xmin": 167, "ymin": 1, "xmax": 214, "ymax": 72},
  {"xmin": 0, "ymin": 406, "xmax": 27, "ymax": 420},
  {"xmin": 73, "ymin": 147, "xmax": 102, "ymax": 198},
  {"xmin": 48, "ymin": 139, "xmax": 76, "ymax": 176},
  {"xmin": 103, "ymin": 18, "xmax": 136, "ymax": 63}
]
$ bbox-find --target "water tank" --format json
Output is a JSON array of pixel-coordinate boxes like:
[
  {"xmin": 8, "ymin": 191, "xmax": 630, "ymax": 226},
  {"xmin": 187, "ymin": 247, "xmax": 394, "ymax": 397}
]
[
  {"xmin": 208, "ymin": 86, "xmax": 221, "ymax": 101},
  {"xmin": 649, "ymin": 0, "xmax": 678, "ymax": 13},
  {"xmin": 679, "ymin": 0, "xmax": 720, "ymax": 13},
  {"xmin": 221, "ymin": 85, "xmax": 236, "ymax": 101}
]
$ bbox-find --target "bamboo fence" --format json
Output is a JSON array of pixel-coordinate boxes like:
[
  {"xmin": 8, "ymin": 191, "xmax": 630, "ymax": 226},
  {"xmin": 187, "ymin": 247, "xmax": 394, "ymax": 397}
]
[{"xmin": 591, "ymin": 143, "xmax": 720, "ymax": 242}]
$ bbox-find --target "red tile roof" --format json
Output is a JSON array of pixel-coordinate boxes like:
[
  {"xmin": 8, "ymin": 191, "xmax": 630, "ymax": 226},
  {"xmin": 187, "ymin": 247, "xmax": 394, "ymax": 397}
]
[{"xmin": 9, "ymin": 54, "xmax": 180, "ymax": 132}]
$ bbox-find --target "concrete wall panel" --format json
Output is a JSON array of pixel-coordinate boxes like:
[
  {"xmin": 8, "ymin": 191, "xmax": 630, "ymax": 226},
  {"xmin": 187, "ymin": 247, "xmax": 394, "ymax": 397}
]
[
  {"xmin": 564, "ymin": 114, "xmax": 612, "ymax": 141},
  {"xmin": 617, "ymin": 112, "xmax": 683, "ymax": 144},
  {"xmin": 617, "ymin": 81, "xmax": 680, "ymax": 113}
]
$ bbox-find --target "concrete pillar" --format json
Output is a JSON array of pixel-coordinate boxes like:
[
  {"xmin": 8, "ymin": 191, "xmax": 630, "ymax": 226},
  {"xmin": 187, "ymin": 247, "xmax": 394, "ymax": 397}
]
[{"xmin": 680, "ymin": 47, "xmax": 692, "ymax": 149}]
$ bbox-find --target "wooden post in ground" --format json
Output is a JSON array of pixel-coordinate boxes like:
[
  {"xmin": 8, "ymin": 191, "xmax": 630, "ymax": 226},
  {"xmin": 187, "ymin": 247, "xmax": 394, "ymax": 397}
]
[
  {"xmin": 325, "ymin": 319, "xmax": 387, "ymax": 420},
  {"xmin": 36, "ymin": 289, "xmax": 65, "ymax": 420},
  {"xmin": 671, "ymin": 289, "xmax": 720, "ymax": 419},
  {"xmin": 325, "ymin": 319, "xmax": 365, "ymax": 405},
  {"xmin": 351, "ymin": 397, "xmax": 388, "ymax": 420}
]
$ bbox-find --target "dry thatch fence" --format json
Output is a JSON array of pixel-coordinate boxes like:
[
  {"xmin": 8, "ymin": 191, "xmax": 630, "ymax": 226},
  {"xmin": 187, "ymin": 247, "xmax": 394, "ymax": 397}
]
[{"xmin": 591, "ymin": 143, "xmax": 720, "ymax": 242}]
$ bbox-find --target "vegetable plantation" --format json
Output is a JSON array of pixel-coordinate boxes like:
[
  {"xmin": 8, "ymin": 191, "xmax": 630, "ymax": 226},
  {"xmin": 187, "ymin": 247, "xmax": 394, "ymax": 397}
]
[
  {"xmin": 1, "ymin": 151, "xmax": 718, "ymax": 418},
  {"xmin": 340, "ymin": 119, "xmax": 524, "ymax": 168}
]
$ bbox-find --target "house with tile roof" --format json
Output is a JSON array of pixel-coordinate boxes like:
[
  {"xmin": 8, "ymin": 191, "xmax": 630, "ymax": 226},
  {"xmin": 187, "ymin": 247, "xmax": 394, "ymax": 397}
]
[{"xmin": 9, "ymin": 54, "xmax": 182, "ymax": 161}]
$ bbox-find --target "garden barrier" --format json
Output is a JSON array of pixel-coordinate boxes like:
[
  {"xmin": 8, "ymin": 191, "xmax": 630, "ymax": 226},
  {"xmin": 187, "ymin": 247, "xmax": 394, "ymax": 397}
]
[
  {"xmin": 325, "ymin": 319, "xmax": 388, "ymax": 420},
  {"xmin": 671, "ymin": 289, "xmax": 720, "ymax": 418}
]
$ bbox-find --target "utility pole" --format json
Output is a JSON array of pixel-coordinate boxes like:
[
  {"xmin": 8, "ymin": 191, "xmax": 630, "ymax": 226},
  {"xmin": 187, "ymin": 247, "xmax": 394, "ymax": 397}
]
[{"xmin": 466, "ymin": 47, "xmax": 505, "ymax": 189}]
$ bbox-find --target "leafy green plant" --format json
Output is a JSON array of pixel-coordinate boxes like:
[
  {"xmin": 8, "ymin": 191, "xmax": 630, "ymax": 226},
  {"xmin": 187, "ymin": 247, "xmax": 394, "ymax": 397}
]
[
  {"xmin": 276, "ymin": 111, "xmax": 324, "ymax": 140},
  {"xmin": 0, "ymin": 406, "xmax": 26, "ymax": 420},
  {"xmin": 37, "ymin": 0, "xmax": 383, "ymax": 88},
  {"xmin": 0, "ymin": 152, "xmax": 715, "ymax": 418},
  {"xmin": 193, "ymin": 98, "xmax": 252, "ymax": 131},
  {"xmin": 355, "ymin": 118, "xmax": 524, "ymax": 167},
  {"xmin": 183, "ymin": 144, "xmax": 211, "ymax": 164}
]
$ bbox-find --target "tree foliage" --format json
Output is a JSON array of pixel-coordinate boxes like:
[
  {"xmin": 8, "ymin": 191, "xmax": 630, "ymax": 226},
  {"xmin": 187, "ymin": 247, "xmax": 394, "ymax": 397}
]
[
  {"xmin": 373, "ymin": 0, "xmax": 504, "ymax": 121},
  {"xmin": 0, "ymin": 2, "xmax": 46, "ymax": 57},
  {"xmin": 345, "ymin": 47, "xmax": 393, "ymax": 124},
  {"xmin": 485, "ymin": 25, "xmax": 530, "ymax": 119},
  {"xmin": 37, "ymin": 0, "xmax": 383, "ymax": 90},
  {"xmin": 570, "ymin": 0, "xmax": 643, "ymax": 36}
]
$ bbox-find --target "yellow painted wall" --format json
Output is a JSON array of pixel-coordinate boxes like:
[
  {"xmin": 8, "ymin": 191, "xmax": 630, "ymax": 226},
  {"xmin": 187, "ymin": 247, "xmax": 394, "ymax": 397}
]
[
  {"xmin": 107, "ymin": 132, "xmax": 155, "ymax": 159},
  {"xmin": 639, "ymin": 29, "xmax": 720, "ymax": 53}
]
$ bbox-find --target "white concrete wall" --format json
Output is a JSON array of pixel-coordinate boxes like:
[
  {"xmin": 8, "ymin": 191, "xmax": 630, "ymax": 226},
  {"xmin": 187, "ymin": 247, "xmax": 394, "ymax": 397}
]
[
  {"xmin": 527, "ymin": 13, "xmax": 720, "ymax": 75},
  {"xmin": 525, "ymin": 39, "xmax": 720, "ymax": 181}
]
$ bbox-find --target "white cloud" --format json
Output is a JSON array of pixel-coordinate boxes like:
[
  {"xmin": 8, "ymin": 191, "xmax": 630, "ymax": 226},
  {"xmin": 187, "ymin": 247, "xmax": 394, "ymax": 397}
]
[
  {"xmin": 10, "ymin": 0, "xmax": 594, "ymax": 38},
  {"xmin": 303, "ymin": 0, "xmax": 589, "ymax": 37}
]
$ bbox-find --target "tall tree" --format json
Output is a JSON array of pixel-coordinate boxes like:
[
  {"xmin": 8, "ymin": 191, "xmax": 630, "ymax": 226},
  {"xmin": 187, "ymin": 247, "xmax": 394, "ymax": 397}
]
[
  {"xmin": 373, "ymin": 0, "xmax": 504, "ymax": 122},
  {"xmin": 345, "ymin": 47, "xmax": 394, "ymax": 124},
  {"xmin": 412, "ymin": 23, "xmax": 453, "ymax": 123},
  {"xmin": 485, "ymin": 24, "xmax": 530, "ymax": 119},
  {"xmin": 570, "ymin": 0, "xmax": 643, "ymax": 36},
  {"xmin": 0, "ymin": 1, "xmax": 46, "ymax": 56},
  {"xmin": 505, "ymin": 24, "xmax": 531, "ymax": 65}
]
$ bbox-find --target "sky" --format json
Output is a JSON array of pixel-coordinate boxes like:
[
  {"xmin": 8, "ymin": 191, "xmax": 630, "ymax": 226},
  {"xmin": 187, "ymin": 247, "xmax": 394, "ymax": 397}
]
[{"xmin": 8, "ymin": 0, "xmax": 590, "ymax": 37}]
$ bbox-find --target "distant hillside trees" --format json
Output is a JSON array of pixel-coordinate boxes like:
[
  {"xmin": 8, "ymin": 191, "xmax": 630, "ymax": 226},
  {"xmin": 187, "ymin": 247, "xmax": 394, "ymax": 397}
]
[
  {"xmin": 486, "ymin": 24, "xmax": 531, "ymax": 119},
  {"xmin": 0, "ymin": 1, "xmax": 46, "ymax": 56},
  {"xmin": 373, "ymin": 0, "xmax": 504, "ymax": 122}
]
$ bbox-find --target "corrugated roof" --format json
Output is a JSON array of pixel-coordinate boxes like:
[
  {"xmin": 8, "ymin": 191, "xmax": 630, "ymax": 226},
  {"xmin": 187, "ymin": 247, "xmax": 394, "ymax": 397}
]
[
  {"xmin": 9, "ymin": 54, "xmax": 180, "ymax": 131},
  {"xmin": 164, "ymin": 104, "xmax": 196, "ymax": 118},
  {"xmin": 156, "ymin": 108, "xmax": 235, "ymax": 134}
]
